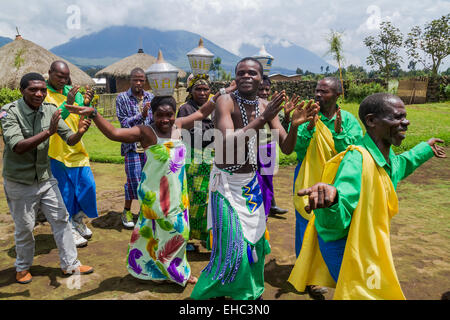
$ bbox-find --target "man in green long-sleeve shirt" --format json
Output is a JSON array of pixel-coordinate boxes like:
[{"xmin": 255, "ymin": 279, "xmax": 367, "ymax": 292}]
[
  {"xmin": 292, "ymin": 78, "xmax": 363, "ymax": 259},
  {"xmin": 295, "ymin": 93, "xmax": 445, "ymax": 298},
  {"xmin": 293, "ymin": 99, "xmax": 363, "ymax": 164},
  {"xmin": 313, "ymin": 134, "xmax": 437, "ymax": 243}
]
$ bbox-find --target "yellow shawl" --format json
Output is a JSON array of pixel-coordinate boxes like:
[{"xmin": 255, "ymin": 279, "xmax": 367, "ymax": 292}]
[
  {"xmin": 288, "ymin": 145, "xmax": 405, "ymax": 300},
  {"xmin": 293, "ymin": 118, "xmax": 336, "ymax": 220}
]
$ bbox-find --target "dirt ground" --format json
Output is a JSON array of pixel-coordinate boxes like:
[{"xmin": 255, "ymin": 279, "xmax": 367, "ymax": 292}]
[{"xmin": 0, "ymin": 142, "xmax": 448, "ymax": 300}]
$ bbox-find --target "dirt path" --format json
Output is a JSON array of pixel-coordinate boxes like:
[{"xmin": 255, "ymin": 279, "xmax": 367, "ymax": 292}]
[{"xmin": 0, "ymin": 144, "xmax": 448, "ymax": 300}]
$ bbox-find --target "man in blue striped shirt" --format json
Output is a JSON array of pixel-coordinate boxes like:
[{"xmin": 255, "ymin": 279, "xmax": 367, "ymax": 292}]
[{"xmin": 115, "ymin": 68, "xmax": 154, "ymax": 228}]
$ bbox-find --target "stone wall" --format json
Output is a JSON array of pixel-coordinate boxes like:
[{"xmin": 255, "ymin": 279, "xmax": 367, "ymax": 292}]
[
  {"xmin": 212, "ymin": 77, "xmax": 449, "ymax": 102},
  {"xmin": 427, "ymin": 76, "xmax": 449, "ymax": 102},
  {"xmin": 210, "ymin": 78, "xmax": 385, "ymax": 100}
]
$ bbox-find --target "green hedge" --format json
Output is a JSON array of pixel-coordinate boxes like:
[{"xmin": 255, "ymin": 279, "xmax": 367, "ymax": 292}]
[
  {"xmin": 345, "ymin": 82, "xmax": 386, "ymax": 103},
  {"xmin": 0, "ymin": 88, "xmax": 22, "ymax": 106},
  {"xmin": 83, "ymin": 102, "xmax": 449, "ymax": 166}
]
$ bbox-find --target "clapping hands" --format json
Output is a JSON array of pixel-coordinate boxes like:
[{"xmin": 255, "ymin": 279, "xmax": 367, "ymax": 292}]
[
  {"xmin": 83, "ymin": 85, "xmax": 95, "ymax": 106},
  {"xmin": 290, "ymin": 98, "xmax": 320, "ymax": 128},
  {"xmin": 261, "ymin": 90, "xmax": 287, "ymax": 122}
]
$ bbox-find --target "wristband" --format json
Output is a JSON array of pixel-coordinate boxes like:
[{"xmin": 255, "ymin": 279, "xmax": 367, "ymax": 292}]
[
  {"xmin": 209, "ymin": 96, "xmax": 216, "ymax": 105},
  {"xmin": 88, "ymin": 108, "xmax": 98, "ymax": 119}
]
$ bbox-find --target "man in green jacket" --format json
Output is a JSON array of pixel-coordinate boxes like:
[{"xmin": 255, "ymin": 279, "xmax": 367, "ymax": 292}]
[
  {"xmin": 1, "ymin": 73, "xmax": 94, "ymax": 284},
  {"xmin": 292, "ymin": 78, "xmax": 363, "ymax": 257},
  {"xmin": 292, "ymin": 93, "xmax": 445, "ymax": 299}
]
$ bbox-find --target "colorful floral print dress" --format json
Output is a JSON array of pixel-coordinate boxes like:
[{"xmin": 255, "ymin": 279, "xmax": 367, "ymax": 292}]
[{"xmin": 126, "ymin": 137, "xmax": 191, "ymax": 286}]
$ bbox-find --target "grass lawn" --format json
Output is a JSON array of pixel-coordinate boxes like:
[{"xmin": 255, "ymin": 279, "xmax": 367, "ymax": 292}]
[
  {"xmin": 84, "ymin": 101, "xmax": 450, "ymax": 165},
  {"xmin": 83, "ymin": 121, "xmax": 123, "ymax": 164},
  {"xmin": 340, "ymin": 101, "xmax": 450, "ymax": 154}
]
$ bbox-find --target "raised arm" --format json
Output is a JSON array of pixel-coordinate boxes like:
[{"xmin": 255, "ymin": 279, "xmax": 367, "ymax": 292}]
[
  {"xmin": 175, "ymin": 98, "xmax": 216, "ymax": 130},
  {"xmin": 65, "ymin": 105, "xmax": 156, "ymax": 146},
  {"xmin": 175, "ymin": 81, "xmax": 237, "ymax": 130},
  {"xmin": 5, "ymin": 110, "xmax": 61, "ymax": 154},
  {"xmin": 395, "ymin": 138, "xmax": 445, "ymax": 182},
  {"xmin": 215, "ymin": 90, "xmax": 287, "ymax": 139},
  {"xmin": 273, "ymin": 98, "xmax": 319, "ymax": 155},
  {"xmin": 65, "ymin": 116, "xmax": 91, "ymax": 146},
  {"xmin": 297, "ymin": 149, "xmax": 363, "ymax": 241}
]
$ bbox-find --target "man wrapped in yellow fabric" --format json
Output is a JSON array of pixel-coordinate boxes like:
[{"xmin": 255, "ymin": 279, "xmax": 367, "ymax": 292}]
[{"xmin": 288, "ymin": 93, "xmax": 446, "ymax": 300}]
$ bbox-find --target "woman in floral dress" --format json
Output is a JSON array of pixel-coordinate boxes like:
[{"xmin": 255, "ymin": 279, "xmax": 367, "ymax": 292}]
[{"xmin": 66, "ymin": 93, "xmax": 227, "ymax": 286}]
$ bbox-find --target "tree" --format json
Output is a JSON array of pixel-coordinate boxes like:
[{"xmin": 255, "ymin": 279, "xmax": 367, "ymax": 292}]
[
  {"xmin": 346, "ymin": 64, "xmax": 368, "ymax": 79},
  {"xmin": 210, "ymin": 57, "xmax": 222, "ymax": 80},
  {"xmin": 325, "ymin": 30, "xmax": 345, "ymax": 98},
  {"xmin": 407, "ymin": 60, "xmax": 417, "ymax": 71},
  {"xmin": 405, "ymin": 14, "xmax": 450, "ymax": 78},
  {"xmin": 296, "ymin": 68, "xmax": 304, "ymax": 75},
  {"xmin": 219, "ymin": 69, "xmax": 232, "ymax": 81},
  {"xmin": 364, "ymin": 21, "xmax": 403, "ymax": 83}
]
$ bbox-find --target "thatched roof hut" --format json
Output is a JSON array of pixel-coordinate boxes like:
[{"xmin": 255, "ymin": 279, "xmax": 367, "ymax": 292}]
[
  {"xmin": 0, "ymin": 35, "xmax": 94, "ymax": 89},
  {"xmin": 95, "ymin": 49, "xmax": 187, "ymax": 93}
]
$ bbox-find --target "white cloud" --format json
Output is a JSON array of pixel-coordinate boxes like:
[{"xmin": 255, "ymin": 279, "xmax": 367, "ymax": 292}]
[{"xmin": 0, "ymin": 0, "xmax": 449, "ymax": 70}]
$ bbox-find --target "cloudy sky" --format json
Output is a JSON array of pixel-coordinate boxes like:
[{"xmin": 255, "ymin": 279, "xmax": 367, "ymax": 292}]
[{"xmin": 1, "ymin": 0, "xmax": 449, "ymax": 70}]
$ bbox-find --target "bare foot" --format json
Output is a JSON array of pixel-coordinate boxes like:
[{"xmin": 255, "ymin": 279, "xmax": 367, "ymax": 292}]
[{"xmin": 187, "ymin": 276, "xmax": 198, "ymax": 284}]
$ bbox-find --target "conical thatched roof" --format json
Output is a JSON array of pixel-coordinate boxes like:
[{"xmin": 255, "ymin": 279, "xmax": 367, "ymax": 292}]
[
  {"xmin": 95, "ymin": 50, "xmax": 186, "ymax": 79},
  {"xmin": 0, "ymin": 36, "xmax": 95, "ymax": 89}
]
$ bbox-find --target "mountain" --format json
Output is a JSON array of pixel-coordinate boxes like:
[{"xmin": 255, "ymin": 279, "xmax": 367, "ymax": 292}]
[
  {"xmin": 0, "ymin": 36, "xmax": 13, "ymax": 48},
  {"xmin": 50, "ymin": 26, "xmax": 241, "ymax": 73},
  {"xmin": 50, "ymin": 26, "xmax": 335, "ymax": 76},
  {"xmin": 239, "ymin": 42, "xmax": 336, "ymax": 74}
]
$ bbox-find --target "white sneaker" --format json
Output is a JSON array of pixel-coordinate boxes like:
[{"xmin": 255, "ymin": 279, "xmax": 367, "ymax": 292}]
[
  {"xmin": 72, "ymin": 213, "xmax": 93, "ymax": 240},
  {"xmin": 71, "ymin": 227, "xmax": 88, "ymax": 248},
  {"xmin": 121, "ymin": 209, "xmax": 135, "ymax": 229}
]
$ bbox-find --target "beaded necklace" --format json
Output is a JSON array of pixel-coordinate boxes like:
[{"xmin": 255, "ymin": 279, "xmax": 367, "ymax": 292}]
[{"xmin": 223, "ymin": 90, "xmax": 260, "ymax": 173}]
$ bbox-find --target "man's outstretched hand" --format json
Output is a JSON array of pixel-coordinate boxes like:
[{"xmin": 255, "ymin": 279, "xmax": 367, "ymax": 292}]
[
  {"xmin": 427, "ymin": 138, "xmax": 446, "ymax": 158},
  {"xmin": 66, "ymin": 105, "xmax": 95, "ymax": 117},
  {"xmin": 297, "ymin": 182, "xmax": 338, "ymax": 213}
]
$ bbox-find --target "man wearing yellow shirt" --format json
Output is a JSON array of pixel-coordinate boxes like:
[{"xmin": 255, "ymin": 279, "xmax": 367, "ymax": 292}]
[{"xmin": 46, "ymin": 61, "xmax": 98, "ymax": 248}]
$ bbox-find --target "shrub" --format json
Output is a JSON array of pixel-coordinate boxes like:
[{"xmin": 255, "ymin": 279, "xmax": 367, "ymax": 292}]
[
  {"xmin": 443, "ymin": 84, "xmax": 450, "ymax": 100},
  {"xmin": 0, "ymin": 88, "xmax": 22, "ymax": 107},
  {"xmin": 345, "ymin": 82, "xmax": 386, "ymax": 103}
]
